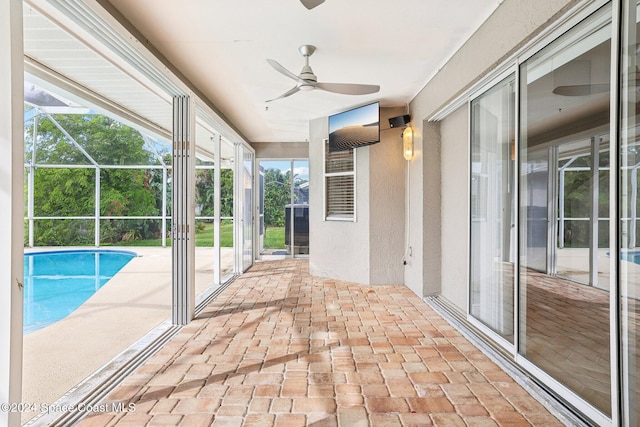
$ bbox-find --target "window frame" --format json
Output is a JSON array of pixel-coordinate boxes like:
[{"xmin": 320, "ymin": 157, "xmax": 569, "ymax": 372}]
[{"xmin": 323, "ymin": 138, "xmax": 356, "ymax": 222}]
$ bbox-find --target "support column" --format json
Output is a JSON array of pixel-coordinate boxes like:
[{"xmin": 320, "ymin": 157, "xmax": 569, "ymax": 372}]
[
  {"xmin": 234, "ymin": 142, "xmax": 242, "ymax": 274},
  {"xmin": 213, "ymin": 135, "xmax": 221, "ymax": 286},
  {"xmin": 0, "ymin": 0, "xmax": 24, "ymax": 426},
  {"xmin": 172, "ymin": 95, "xmax": 195, "ymax": 325},
  {"xmin": 95, "ymin": 167, "xmax": 100, "ymax": 247}
]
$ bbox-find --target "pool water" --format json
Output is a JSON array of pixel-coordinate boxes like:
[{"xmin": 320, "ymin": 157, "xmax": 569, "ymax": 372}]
[
  {"xmin": 621, "ymin": 250, "xmax": 640, "ymax": 265},
  {"xmin": 23, "ymin": 250, "xmax": 136, "ymax": 334}
]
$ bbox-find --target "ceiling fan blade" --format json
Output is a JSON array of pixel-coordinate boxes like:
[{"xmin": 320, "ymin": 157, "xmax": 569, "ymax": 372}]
[
  {"xmin": 315, "ymin": 82, "xmax": 380, "ymax": 95},
  {"xmin": 267, "ymin": 59, "xmax": 303, "ymax": 83},
  {"xmin": 300, "ymin": 0, "xmax": 325, "ymax": 9},
  {"xmin": 266, "ymin": 86, "xmax": 301, "ymax": 102},
  {"xmin": 552, "ymin": 84, "xmax": 609, "ymax": 96}
]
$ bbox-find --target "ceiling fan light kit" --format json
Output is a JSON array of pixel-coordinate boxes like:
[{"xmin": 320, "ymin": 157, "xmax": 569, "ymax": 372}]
[{"xmin": 266, "ymin": 45, "xmax": 380, "ymax": 102}]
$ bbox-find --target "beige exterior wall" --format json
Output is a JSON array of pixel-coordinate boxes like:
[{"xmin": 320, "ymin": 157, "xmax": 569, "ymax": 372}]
[
  {"xmin": 309, "ymin": 115, "xmax": 370, "ymax": 283},
  {"xmin": 439, "ymin": 106, "xmax": 469, "ymax": 309},
  {"xmin": 309, "ymin": 107, "xmax": 406, "ymax": 285},
  {"xmin": 370, "ymin": 107, "xmax": 406, "ymax": 285}
]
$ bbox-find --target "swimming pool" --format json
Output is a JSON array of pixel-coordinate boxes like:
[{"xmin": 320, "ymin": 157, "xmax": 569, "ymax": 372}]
[
  {"xmin": 621, "ymin": 250, "xmax": 640, "ymax": 265},
  {"xmin": 23, "ymin": 249, "xmax": 136, "ymax": 334}
]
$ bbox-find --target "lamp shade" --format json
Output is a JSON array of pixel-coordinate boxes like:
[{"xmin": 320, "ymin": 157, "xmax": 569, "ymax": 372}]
[{"xmin": 402, "ymin": 126, "xmax": 413, "ymax": 160}]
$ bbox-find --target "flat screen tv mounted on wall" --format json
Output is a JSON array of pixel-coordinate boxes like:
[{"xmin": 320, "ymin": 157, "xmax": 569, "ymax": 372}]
[{"xmin": 328, "ymin": 101, "xmax": 380, "ymax": 152}]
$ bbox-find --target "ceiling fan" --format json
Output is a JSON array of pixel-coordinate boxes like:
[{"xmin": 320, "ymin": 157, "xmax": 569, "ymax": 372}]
[
  {"xmin": 266, "ymin": 45, "xmax": 380, "ymax": 102},
  {"xmin": 552, "ymin": 59, "xmax": 610, "ymax": 96},
  {"xmin": 552, "ymin": 84, "xmax": 609, "ymax": 96},
  {"xmin": 300, "ymin": 0, "xmax": 325, "ymax": 10}
]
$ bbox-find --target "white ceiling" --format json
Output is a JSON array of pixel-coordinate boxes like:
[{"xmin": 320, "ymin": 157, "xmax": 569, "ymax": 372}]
[{"xmin": 103, "ymin": 0, "xmax": 503, "ymax": 143}]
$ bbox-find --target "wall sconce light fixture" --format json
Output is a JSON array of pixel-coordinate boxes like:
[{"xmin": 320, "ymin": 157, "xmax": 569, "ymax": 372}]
[{"xmin": 402, "ymin": 126, "xmax": 413, "ymax": 161}]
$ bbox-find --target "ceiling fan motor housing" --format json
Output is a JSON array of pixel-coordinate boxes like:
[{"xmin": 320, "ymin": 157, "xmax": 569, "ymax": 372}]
[{"xmin": 299, "ymin": 65, "xmax": 316, "ymax": 78}]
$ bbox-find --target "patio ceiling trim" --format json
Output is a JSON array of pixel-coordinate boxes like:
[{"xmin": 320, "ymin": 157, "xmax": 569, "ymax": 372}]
[
  {"xmin": 25, "ymin": 56, "xmax": 172, "ymax": 141},
  {"xmin": 26, "ymin": 0, "xmax": 251, "ymax": 149},
  {"xmin": 27, "ymin": 0, "xmax": 185, "ymax": 97}
]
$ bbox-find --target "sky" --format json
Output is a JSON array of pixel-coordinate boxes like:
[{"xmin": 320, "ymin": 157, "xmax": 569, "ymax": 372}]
[{"xmin": 259, "ymin": 160, "xmax": 309, "ymax": 182}]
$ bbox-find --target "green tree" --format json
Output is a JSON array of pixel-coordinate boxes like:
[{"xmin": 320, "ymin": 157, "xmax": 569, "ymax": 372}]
[
  {"xmin": 194, "ymin": 168, "xmax": 234, "ymax": 218},
  {"xmin": 263, "ymin": 168, "xmax": 290, "ymax": 227},
  {"xmin": 262, "ymin": 168, "xmax": 308, "ymax": 228},
  {"xmin": 26, "ymin": 113, "xmax": 162, "ymax": 245}
]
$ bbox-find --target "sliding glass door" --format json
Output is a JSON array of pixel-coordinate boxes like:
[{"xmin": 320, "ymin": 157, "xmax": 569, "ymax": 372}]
[
  {"xmin": 465, "ymin": 0, "xmax": 640, "ymax": 423},
  {"xmin": 519, "ymin": 5, "xmax": 612, "ymax": 417},
  {"xmin": 259, "ymin": 159, "xmax": 309, "ymax": 257},
  {"xmin": 621, "ymin": 1, "xmax": 640, "ymax": 423},
  {"xmin": 242, "ymin": 147, "xmax": 254, "ymax": 271},
  {"xmin": 470, "ymin": 74, "xmax": 515, "ymax": 343}
]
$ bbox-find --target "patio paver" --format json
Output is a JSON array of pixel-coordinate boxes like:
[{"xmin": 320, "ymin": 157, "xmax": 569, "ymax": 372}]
[{"xmin": 77, "ymin": 259, "xmax": 564, "ymax": 426}]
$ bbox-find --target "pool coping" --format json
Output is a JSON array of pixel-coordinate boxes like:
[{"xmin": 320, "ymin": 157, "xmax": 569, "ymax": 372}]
[
  {"xmin": 20, "ymin": 246, "xmax": 235, "ymax": 425},
  {"xmin": 23, "ymin": 271, "xmax": 238, "ymax": 427}
]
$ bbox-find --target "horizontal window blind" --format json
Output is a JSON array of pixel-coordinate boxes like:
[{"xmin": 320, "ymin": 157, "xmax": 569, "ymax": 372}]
[
  {"xmin": 326, "ymin": 149, "xmax": 354, "ymax": 173},
  {"xmin": 324, "ymin": 141, "xmax": 355, "ymax": 220},
  {"xmin": 326, "ymin": 175, "xmax": 354, "ymax": 217}
]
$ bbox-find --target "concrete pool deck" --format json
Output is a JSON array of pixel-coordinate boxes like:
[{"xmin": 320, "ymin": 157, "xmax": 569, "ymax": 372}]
[{"xmin": 21, "ymin": 246, "xmax": 233, "ymax": 424}]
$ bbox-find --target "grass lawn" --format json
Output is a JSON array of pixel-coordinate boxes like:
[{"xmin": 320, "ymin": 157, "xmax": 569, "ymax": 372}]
[
  {"xmin": 116, "ymin": 222, "xmax": 286, "ymax": 249},
  {"xmin": 263, "ymin": 226, "xmax": 285, "ymax": 249},
  {"xmin": 115, "ymin": 221, "xmax": 233, "ymax": 247}
]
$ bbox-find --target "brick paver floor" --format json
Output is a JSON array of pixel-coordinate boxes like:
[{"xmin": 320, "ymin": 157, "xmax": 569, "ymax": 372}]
[{"xmin": 77, "ymin": 259, "xmax": 564, "ymax": 426}]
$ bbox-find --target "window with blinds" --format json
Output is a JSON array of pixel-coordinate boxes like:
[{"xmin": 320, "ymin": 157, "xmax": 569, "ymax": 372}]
[{"xmin": 324, "ymin": 139, "xmax": 355, "ymax": 221}]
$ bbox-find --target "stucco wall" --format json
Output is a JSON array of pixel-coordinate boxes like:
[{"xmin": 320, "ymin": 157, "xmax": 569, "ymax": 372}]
[
  {"xmin": 421, "ymin": 121, "xmax": 441, "ymax": 296},
  {"xmin": 369, "ymin": 107, "xmax": 406, "ymax": 285},
  {"xmin": 439, "ymin": 106, "xmax": 469, "ymax": 310},
  {"xmin": 309, "ymin": 107, "xmax": 406, "ymax": 285},
  {"xmin": 406, "ymin": 0, "xmax": 575, "ymax": 308},
  {"xmin": 309, "ymin": 115, "xmax": 370, "ymax": 284}
]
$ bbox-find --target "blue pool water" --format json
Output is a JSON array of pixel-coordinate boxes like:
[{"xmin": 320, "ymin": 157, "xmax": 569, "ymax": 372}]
[
  {"xmin": 621, "ymin": 250, "xmax": 640, "ymax": 265},
  {"xmin": 23, "ymin": 250, "xmax": 136, "ymax": 334}
]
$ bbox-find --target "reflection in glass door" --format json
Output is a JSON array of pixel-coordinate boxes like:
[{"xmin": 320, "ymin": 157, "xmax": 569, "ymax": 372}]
[
  {"xmin": 556, "ymin": 138, "xmax": 610, "ymax": 287},
  {"xmin": 519, "ymin": 5, "xmax": 611, "ymax": 417},
  {"xmin": 259, "ymin": 159, "xmax": 309, "ymax": 257},
  {"xmin": 620, "ymin": 1, "xmax": 640, "ymax": 423},
  {"xmin": 521, "ymin": 148, "xmax": 550, "ymax": 274}
]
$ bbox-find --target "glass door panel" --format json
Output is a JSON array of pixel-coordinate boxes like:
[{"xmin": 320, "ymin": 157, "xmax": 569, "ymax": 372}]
[
  {"xmin": 469, "ymin": 74, "xmax": 515, "ymax": 342},
  {"xmin": 194, "ymin": 121, "xmax": 216, "ymax": 292},
  {"xmin": 242, "ymin": 147, "xmax": 253, "ymax": 271},
  {"xmin": 291, "ymin": 160, "xmax": 310, "ymax": 256},
  {"xmin": 259, "ymin": 159, "xmax": 310, "ymax": 257},
  {"xmin": 620, "ymin": 1, "xmax": 640, "ymax": 423},
  {"xmin": 260, "ymin": 160, "xmax": 289, "ymax": 255},
  {"xmin": 519, "ymin": 5, "xmax": 611, "ymax": 415}
]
